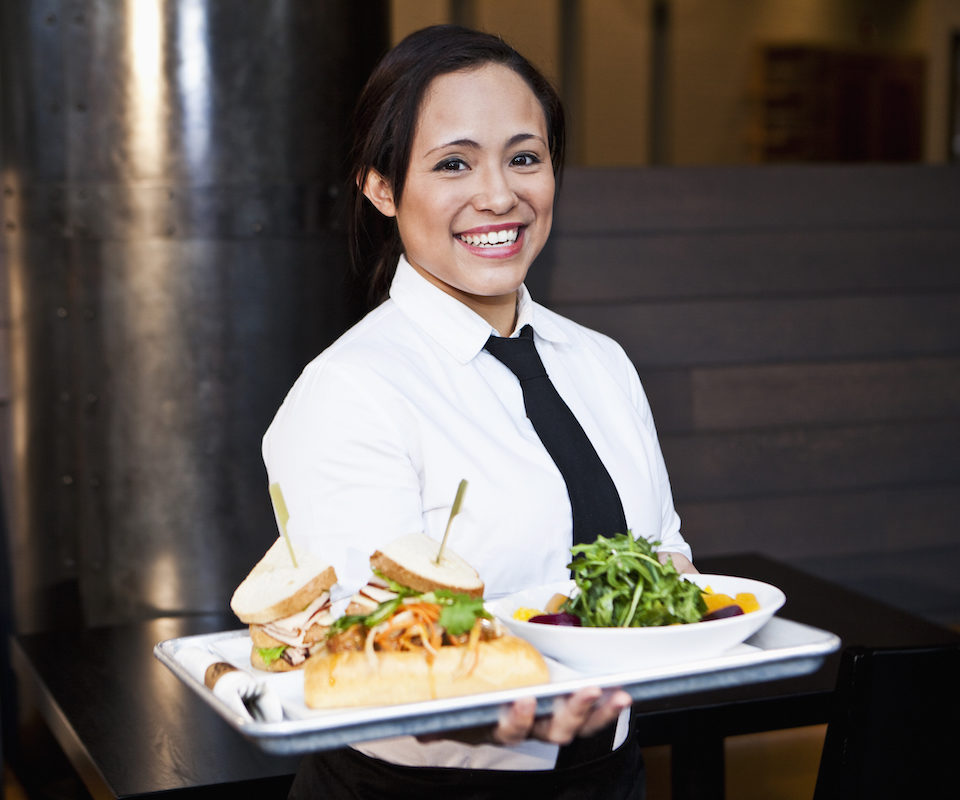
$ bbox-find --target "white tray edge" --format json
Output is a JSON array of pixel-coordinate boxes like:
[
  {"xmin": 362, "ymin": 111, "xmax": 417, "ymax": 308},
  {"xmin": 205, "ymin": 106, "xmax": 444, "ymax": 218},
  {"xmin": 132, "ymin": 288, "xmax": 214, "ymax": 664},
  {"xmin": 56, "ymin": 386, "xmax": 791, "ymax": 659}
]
[{"xmin": 153, "ymin": 615, "xmax": 840, "ymax": 755}]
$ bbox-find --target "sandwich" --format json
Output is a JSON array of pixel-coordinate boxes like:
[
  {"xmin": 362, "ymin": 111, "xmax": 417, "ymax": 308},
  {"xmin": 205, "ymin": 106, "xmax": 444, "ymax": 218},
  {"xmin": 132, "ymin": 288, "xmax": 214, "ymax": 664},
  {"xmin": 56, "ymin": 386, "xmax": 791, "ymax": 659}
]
[
  {"xmin": 343, "ymin": 530, "xmax": 485, "ymax": 616},
  {"xmin": 230, "ymin": 537, "xmax": 338, "ymax": 672},
  {"xmin": 304, "ymin": 533, "xmax": 549, "ymax": 708}
]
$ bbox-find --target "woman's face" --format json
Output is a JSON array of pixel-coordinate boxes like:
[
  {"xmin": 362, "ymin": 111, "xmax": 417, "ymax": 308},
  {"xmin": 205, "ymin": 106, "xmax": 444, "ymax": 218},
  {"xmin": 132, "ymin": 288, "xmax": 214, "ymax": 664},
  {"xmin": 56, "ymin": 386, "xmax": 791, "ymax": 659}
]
[{"xmin": 364, "ymin": 63, "xmax": 555, "ymax": 332}]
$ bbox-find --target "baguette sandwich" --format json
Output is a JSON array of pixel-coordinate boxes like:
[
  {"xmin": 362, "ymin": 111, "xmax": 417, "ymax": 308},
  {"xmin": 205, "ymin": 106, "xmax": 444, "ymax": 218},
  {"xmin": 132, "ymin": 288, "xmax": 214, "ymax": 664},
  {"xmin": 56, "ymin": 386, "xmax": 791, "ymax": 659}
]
[
  {"xmin": 230, "ymin": 537, "xmax": 338, "ymax": 672},
  {"xmin": 304, "ymin": 533, "xmax": 549, "ymax": 708}
]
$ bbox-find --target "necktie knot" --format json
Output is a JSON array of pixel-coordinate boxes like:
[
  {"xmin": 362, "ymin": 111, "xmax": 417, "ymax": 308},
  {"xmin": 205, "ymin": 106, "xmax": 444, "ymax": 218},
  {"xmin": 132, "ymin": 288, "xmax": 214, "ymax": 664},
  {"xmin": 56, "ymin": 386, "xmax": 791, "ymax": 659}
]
[{"xmin": 484, "ymin": 325, "xmax": 548, "ymax": 382}]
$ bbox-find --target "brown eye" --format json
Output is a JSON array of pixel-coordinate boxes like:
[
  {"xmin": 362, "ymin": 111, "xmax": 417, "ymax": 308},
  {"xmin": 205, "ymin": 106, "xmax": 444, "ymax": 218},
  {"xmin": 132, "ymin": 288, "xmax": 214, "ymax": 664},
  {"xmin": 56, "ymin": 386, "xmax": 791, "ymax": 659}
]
[
  {"xmin": 511, "ymin": 152, "xmax": 541, "ymax": 167},
  {"xmin": 434, "ymin": 158, "xmax": 468, "ymax": 172}
]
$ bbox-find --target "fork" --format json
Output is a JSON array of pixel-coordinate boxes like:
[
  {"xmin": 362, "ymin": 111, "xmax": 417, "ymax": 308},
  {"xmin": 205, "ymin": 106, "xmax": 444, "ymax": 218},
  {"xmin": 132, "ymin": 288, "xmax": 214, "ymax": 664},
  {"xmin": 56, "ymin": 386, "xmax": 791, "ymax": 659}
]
[
  {"xmin": 237, "ymin": 676, "xmax": 284, "ymax": 723},
  {"xmin": 240, "ymin": 681, "xmax": 268, "ymax": 721},
  {"xmin": 179, "ymin": 647, "xmax": 284, "ymax": 723}
]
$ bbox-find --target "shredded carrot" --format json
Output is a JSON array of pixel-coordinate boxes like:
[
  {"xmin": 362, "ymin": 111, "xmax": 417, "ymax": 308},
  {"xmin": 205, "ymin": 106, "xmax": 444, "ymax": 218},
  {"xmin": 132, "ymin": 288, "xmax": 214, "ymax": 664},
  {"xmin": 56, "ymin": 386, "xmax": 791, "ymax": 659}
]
[
  {"xmin": 454, "ymin": 619, "xmax": 483, "ymax": 679},
  {"xmin": 369, "ymin": 603, "xmax": 445, "ymax": 658},
  {"xmin": 361, "ymin": 601, "xmax": 486, "ymax": 673}
]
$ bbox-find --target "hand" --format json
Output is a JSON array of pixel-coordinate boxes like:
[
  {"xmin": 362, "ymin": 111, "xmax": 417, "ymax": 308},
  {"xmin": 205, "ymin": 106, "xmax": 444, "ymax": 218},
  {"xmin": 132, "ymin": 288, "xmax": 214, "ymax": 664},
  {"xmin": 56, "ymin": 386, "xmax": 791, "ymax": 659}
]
[
  {"xmin": 492, "ymin": 687, "xmax": 632, "ymax": 746},
  {"xmin": 416, "ymin": 687, "xmax": 631, "ymax": 747},
  {"xmin": 658, "ymin": 551, "xmax": 699, "ymax": 574}
]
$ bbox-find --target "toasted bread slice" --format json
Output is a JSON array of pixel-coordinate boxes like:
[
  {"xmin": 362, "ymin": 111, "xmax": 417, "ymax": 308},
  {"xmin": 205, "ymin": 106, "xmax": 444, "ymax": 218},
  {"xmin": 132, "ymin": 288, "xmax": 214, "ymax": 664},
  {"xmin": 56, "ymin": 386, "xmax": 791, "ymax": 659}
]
[
  {"xmin": 230, "ymin": 537, "xmax": 337, "ymax": 624},
  {"xmin": 370, "ymin": 532, "xmax": 484, "ymax": 598}
]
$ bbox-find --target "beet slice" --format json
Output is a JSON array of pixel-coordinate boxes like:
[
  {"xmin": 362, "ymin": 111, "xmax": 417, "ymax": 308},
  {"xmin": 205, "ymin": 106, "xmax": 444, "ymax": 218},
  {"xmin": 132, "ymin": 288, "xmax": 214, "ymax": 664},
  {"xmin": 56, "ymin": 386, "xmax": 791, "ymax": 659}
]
[{"xmin": 529, "ymin": 612, "xmax": 582, "ymax": 627}]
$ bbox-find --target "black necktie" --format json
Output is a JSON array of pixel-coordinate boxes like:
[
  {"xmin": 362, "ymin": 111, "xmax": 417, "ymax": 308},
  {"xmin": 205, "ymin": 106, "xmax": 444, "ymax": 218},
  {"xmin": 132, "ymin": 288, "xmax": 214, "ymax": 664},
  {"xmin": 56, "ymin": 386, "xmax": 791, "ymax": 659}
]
[
  {"xmin": 485, "ymin": 324, "xmax": 625, "ymax": 765},
  {"xmin": 485, "ymin": 324, "xmax": 628, "ymax": 546}
]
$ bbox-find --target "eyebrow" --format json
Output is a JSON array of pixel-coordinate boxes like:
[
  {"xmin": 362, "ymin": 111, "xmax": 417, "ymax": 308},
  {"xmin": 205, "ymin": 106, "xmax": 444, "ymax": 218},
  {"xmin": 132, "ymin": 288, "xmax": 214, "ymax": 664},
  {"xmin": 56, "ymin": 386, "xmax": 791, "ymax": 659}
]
[{"xmin": 425, "ymin": 132, "xmax": 546, "ymax": 156}]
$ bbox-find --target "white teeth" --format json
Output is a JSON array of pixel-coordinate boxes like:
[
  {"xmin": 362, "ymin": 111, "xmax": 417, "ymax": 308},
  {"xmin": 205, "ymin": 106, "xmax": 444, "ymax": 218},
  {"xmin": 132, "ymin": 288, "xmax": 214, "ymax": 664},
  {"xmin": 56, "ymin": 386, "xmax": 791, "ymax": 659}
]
[{"xmin": 459, "ymin": 228, "xmax": 519, "ymax": 247}]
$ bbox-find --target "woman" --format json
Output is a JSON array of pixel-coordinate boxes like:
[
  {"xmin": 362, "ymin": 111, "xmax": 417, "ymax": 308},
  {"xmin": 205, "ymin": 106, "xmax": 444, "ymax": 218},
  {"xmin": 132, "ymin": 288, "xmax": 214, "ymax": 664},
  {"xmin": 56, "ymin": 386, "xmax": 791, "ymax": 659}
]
[{"xmin": 264, "ymin": 24, "xmax": 695, "ymax": 799}]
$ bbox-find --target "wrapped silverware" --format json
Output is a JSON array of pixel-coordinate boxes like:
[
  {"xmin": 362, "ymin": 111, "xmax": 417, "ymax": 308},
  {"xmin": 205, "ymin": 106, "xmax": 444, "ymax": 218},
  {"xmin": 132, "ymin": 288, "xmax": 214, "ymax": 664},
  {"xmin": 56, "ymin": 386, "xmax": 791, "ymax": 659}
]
[{"xmin": 176, "ymin": 646, "xmax": 283, "ymax": 723}]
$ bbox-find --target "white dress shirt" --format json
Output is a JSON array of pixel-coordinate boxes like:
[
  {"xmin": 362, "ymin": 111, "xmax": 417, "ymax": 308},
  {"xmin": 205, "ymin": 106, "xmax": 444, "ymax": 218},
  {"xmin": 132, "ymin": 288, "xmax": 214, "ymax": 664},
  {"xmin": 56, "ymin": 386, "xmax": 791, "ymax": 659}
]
[{"xmin": 261, "ymin": 255, "xmax": 691, "ymax": 770}]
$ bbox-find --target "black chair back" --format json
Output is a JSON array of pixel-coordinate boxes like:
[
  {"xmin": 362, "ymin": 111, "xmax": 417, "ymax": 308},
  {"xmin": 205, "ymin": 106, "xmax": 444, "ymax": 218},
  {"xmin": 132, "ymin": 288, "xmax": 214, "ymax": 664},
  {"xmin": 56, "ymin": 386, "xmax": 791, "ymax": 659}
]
[{"xmin": 813, "ymin": 642, "xmax": 960, "ymax": 798}]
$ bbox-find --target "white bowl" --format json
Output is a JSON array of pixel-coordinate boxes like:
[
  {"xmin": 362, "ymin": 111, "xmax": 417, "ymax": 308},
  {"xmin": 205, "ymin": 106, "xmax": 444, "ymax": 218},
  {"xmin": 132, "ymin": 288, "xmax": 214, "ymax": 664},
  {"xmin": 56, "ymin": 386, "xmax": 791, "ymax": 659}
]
[{"xmin": 488, "ymin": 574, "xmax": 785, "ymax": 673}]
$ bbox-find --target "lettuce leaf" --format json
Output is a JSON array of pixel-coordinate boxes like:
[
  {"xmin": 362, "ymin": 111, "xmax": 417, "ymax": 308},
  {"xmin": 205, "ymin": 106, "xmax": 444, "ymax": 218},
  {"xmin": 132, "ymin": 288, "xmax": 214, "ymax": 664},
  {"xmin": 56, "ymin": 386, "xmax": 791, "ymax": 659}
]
[{"xmin": 256, "ymin": 645, "xmax": 287, "ymax": 665}]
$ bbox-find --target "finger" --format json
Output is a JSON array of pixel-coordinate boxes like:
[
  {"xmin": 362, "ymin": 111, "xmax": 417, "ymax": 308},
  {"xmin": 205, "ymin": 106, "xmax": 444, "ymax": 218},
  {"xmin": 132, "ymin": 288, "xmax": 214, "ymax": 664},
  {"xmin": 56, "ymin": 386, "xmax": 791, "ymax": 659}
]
[
  {"xmin": 491, "ymin": 696, "xmax": 537, "ymax": 745},
  {"xmin": 658, "ymin": 551, "xmax": 699, "ymax": 574},
  {"xmin": 533, "ymin": 688, "xmax": 632, "ymax": 744},
  {"xmin": 533, "ymin": 687, "xmax": 603, "ymax": 745},
  {"xmin": 577, "ymin": 689, "xmax": 632, "ymax": 737}
]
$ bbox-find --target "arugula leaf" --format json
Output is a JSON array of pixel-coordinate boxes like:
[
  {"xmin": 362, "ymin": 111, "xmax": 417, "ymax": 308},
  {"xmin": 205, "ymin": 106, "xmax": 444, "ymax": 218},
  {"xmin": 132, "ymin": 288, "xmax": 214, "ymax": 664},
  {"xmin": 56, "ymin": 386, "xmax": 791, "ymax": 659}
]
[{"xmin": 563, "ymin": 533, "xmax": 705, "ymax": 627}]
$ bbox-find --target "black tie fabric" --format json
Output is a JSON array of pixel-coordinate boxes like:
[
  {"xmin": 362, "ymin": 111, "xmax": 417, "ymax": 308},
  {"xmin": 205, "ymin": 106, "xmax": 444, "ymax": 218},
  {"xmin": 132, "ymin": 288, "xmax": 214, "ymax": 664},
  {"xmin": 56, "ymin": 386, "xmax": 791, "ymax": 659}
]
[
  {"xmin": 485, "ymin": 324, "xmax": 626, "ymax": 765},
  {"xmin": 485, "ymin": 324, "xmax": 628, "ymax": 546}
]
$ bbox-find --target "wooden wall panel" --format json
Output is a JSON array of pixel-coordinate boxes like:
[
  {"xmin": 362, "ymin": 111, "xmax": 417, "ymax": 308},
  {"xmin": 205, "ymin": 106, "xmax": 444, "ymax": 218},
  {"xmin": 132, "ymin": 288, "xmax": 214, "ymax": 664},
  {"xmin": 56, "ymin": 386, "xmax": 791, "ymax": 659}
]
[
  {"xmin": 552, "ymin": 166, "xmax": 960, "ymax": 232},
  {"xmin": 660, "ymin": 420, "xmax": 960, "ymax": 500},
  {"xmin": 678, "ymin": 485, "xmax": 960, "ymax": 558},
  {"xmin": 643, "ymin": 357, "xmax": 960, "ymax": 433},
  {"xmin": 544, "ymin": 229, "xmax": 960, "ymax": 302},
  {"xmin": 540, "ymin": 165, "xmax": 960, "ymax": 625},
  {"xmin": 560, "ymin": 295, "xmax": 960, "ymax": 367}
]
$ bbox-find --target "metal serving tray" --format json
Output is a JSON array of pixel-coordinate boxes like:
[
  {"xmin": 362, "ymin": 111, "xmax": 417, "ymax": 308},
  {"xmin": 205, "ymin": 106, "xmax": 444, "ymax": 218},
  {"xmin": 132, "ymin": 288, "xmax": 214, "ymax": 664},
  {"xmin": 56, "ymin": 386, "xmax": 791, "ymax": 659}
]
[{"xmin": 154, "ymin": 616, "xmax": 840, "ymax": 755}]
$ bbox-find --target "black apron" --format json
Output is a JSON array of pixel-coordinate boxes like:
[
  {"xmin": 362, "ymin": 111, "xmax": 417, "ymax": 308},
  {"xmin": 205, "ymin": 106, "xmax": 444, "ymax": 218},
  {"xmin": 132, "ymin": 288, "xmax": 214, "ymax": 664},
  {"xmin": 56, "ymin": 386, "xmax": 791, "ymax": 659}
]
[{"xmin": 287, "ymin": 728, "xmax": 645, "ymax": 800}]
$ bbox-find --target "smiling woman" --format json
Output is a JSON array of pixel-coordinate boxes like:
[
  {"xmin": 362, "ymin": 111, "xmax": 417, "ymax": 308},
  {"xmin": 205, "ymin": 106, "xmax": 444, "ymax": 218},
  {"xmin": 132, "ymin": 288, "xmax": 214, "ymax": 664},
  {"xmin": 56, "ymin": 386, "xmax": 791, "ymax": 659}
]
[
  {"xmin": 361, "ymin": 64, "xmax": 556, "ymax": 334},
  {"xmin": 263, "ymin": 24, "xmax": 694, "ymax": 800},
  {"xmin": 347, "ymin": 25, "xmax": 565, "ymax": 308}
]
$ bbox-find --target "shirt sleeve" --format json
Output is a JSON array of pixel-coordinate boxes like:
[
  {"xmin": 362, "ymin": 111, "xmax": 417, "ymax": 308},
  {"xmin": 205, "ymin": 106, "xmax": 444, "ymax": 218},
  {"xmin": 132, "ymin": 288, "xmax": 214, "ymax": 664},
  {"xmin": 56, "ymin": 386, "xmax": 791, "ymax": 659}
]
[{"xmin": 261, "ymin": 356, "xmax": 425, "ymax": 599}]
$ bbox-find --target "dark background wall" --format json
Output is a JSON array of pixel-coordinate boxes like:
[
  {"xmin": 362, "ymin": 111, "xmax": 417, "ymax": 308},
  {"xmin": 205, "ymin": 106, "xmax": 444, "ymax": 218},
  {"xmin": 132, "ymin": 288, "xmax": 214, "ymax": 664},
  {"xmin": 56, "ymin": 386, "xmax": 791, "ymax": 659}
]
[
  {"xmin": 1, "ymin": 2, "xmax": 957, "ymax": 641},
  {"xmin": 538, "ymin": 164, "xmax": 960, "ymax": 627}
]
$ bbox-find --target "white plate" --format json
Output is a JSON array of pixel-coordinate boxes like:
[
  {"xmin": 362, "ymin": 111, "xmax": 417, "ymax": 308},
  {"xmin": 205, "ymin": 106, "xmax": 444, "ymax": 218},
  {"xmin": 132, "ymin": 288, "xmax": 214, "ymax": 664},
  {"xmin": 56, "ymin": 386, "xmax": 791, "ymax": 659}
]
[{"xmin": 487, "ymin": 574, "xmax": 786, "ymax": 672}]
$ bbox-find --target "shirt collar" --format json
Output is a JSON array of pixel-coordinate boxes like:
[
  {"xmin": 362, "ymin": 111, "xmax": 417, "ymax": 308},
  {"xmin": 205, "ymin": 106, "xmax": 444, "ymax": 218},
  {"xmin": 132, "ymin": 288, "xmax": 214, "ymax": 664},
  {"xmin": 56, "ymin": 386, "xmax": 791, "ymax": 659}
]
[{"xmin": 389, "ymin": 255, "xmax": 569, "ymax": 363}]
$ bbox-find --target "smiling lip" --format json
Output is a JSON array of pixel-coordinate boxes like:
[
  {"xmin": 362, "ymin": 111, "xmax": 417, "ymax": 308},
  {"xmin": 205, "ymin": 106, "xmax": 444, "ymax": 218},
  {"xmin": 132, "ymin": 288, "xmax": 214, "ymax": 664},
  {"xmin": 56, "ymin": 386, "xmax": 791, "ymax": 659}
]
[
  {"xmin": 454, "ymin": 222, "xmax": 526, "ymax": 252},
  {"xmin": 458, "ymin": 222, "xmax": 524, "ymax": 235},
  {"xmin": 455, "ymin": 223, "xmax": 525, "ymax": 257}
]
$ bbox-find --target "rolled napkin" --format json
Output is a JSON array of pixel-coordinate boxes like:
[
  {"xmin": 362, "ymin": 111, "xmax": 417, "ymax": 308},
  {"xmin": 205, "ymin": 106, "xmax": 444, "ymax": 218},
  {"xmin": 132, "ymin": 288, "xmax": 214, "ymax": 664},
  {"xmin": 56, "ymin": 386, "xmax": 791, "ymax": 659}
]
[{"xmin": 176, "ymin": 646, "xmax": 284, "ymax": 723}]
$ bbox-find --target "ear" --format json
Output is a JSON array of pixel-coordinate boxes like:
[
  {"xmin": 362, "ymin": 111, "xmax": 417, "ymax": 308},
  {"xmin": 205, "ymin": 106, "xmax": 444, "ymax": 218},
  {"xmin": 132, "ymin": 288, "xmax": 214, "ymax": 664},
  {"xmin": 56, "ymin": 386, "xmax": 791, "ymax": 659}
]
[{"xmin": 360, "ymin": 169, "xmax": 397, "ymax": 218}]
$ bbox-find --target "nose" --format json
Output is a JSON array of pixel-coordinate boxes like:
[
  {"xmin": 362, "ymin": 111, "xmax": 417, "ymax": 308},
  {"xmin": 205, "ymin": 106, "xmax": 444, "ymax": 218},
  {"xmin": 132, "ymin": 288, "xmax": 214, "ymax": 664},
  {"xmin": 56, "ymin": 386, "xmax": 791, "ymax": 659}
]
[{"xmin": 472, "ymin": 165, "xmax": 518, "ymax": 214}]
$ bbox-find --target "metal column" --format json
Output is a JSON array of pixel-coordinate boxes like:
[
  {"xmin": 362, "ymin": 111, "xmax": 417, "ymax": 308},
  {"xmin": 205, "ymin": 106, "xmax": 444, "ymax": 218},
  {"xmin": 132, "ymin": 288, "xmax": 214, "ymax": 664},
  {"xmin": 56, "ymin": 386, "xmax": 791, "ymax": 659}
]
[{"xmin": 0, "ymin": 0, "xmax": 387, "ymax": 630}]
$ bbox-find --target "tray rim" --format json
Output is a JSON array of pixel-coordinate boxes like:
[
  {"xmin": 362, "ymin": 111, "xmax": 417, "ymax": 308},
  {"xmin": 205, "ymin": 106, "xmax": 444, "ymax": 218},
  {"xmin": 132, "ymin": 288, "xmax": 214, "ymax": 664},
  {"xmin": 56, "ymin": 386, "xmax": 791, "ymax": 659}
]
[{"xmin": 153, "ymin": 615, "xmax": 840, "ymax": 755}]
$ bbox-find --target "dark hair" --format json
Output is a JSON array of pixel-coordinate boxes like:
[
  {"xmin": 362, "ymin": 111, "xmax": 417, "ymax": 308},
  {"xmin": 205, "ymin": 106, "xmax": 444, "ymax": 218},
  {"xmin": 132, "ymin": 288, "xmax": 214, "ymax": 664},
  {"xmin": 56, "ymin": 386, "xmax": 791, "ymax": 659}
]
[{"xmin": 347, "ymin": 25, "xmax": 566, "ymax": 307}]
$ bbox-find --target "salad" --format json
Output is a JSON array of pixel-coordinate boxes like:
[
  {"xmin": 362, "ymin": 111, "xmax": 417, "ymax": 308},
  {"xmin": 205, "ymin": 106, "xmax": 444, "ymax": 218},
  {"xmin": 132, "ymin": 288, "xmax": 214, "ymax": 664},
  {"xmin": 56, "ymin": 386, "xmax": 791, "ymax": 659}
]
[
  {"xmin": 564, "ymin": 533, "xmax": 704, "ymax": 627},
  {"xmin": 514, "ymin": 533, "xmax": 757, "ymax": 628}
]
